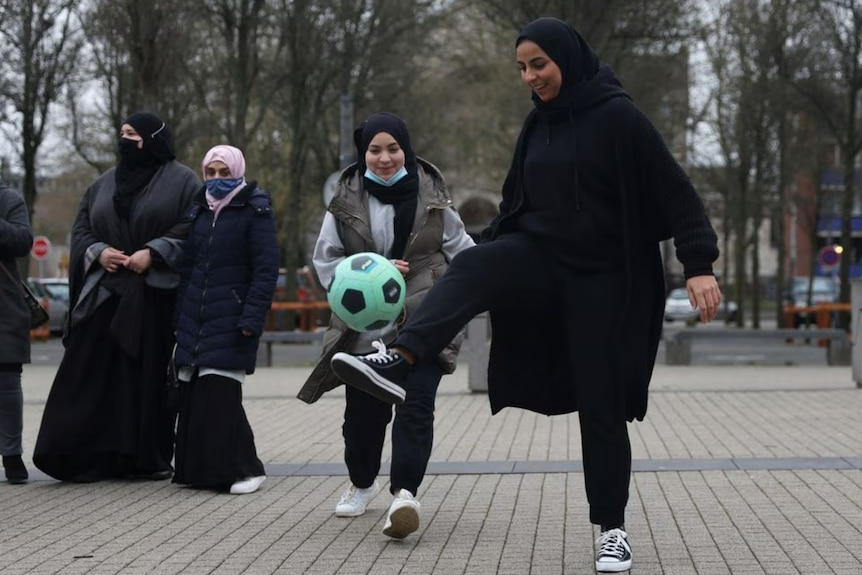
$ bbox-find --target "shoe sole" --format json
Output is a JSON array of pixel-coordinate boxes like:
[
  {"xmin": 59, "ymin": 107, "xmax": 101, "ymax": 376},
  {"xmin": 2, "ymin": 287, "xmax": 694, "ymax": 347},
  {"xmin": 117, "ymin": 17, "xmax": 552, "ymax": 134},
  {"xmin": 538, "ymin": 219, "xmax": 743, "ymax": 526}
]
[
  {"xmin": 382, "ymin": 505, "xmax": 420, "ymax": 539},
  {"xmin": 334, "ymin": 508, "xmax": 366, "ymax": 518},
  {"xmin": 330, "ymin": 354, "xmax": 406, "ymax": 404},
  {"xmin": 595, "ymin": 559, "xmax": 632, "ymax": 572}
]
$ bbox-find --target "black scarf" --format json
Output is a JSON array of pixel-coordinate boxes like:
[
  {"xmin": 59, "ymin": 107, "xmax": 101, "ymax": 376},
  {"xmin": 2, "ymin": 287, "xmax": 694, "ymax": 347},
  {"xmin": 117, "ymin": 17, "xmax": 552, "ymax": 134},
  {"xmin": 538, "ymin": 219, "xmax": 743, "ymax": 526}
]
[
  {"xmin": 354, "ymin": 112, "xmax": 419, "ymax": 260},
  {"xmin": 114, "ymin": 112, "xmax": 176, "ymax": 218}
]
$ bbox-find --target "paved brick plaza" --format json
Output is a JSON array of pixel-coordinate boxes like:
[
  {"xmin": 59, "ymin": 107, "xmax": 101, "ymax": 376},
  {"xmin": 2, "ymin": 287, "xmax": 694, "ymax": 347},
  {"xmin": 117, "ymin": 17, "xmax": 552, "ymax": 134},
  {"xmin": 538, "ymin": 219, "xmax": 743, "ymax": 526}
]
[{"xmin": 1, "ymin": 364, "xmax": 861, "ymax": 574}]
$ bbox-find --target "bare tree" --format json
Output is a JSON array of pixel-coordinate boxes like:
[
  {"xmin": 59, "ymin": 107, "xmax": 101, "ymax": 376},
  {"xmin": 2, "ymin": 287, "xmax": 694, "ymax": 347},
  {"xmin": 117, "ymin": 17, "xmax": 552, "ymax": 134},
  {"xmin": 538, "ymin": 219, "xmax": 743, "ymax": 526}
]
[
  {"xmin": 697, "ymin": 0, "xmax": 808, "ymax": 327},
  {"xmin": 71, "ymin": 0, "xmax": 204, "ymax": 164},
  {"xmin": 184, "ymin": 0, "xmax": 287, "ymax": 150},
  {"xmin": 470, "ymin": 0, "xmax": 700, "ymax": 54},
  {"xmin": 0, "ymin": 0, "xmax": 81, "ymax": 222},
  {"xmin": 776, "ymin": 0, "xmax": 862, "ymax": 325}
]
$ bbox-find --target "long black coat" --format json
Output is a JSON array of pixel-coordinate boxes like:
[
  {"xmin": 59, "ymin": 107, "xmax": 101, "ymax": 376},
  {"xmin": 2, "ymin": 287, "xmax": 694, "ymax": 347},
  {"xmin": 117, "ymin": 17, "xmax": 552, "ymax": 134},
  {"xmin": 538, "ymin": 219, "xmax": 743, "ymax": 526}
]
[
  {"xmin": 0, "ymin": 180, "xmax": 33, "ymax": 364},
  {"xmin": 481, "ymin": 67, "xmax": 718, "ymax": 422}
]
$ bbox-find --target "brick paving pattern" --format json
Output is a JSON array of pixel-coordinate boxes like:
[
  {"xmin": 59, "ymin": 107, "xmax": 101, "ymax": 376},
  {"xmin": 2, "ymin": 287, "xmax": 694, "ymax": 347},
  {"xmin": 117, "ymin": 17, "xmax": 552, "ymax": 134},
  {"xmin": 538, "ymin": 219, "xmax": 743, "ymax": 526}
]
[{"xmin": 1, "ymin": 364, "xmax": 860, "ymax": 574}]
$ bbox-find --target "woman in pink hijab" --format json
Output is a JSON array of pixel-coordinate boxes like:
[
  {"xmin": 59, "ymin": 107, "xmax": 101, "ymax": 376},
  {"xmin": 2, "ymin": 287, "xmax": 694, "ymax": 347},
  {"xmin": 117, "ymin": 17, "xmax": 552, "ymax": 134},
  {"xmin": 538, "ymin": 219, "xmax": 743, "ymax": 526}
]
[{"xmin": 172, "ymin": 144, "xmax": 280, "ymax": 494}]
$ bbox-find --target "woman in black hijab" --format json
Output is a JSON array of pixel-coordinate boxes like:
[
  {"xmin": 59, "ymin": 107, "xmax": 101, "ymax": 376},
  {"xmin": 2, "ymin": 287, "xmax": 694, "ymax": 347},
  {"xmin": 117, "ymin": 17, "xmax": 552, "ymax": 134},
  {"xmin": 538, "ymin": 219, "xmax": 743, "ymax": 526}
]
[
  {"xmin": 330, "ymin": 17, "xmax": 724, "ymax": 572},
  {"xmin": 301, "ymin": 112, "xmax": 475, "ymax": 539},
  {"xmin": 34, "ymin": 112, "xmax": 200, "ymax": 482}
]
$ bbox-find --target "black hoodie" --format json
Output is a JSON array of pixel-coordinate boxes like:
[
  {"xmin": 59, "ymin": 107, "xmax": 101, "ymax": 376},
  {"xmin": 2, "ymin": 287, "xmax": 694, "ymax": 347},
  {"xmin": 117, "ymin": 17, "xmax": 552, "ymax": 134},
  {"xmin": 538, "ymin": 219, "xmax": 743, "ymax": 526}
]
[
  {"xmin": 478, "ymin": 18, "xmax": 719, "ymax": 421},
  {"xmin": 517, "ymin": 65, "xmax": 631, "ymax": 270}
]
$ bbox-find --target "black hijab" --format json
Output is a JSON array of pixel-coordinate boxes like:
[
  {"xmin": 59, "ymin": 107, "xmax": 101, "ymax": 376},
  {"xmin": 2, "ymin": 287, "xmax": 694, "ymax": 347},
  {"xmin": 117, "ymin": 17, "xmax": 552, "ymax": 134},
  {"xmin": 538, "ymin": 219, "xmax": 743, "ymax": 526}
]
[
  {"xmin": 114, "ymin": 112, "xmax": 176, "ymax": 218},
  {"xmin": 517, "ymin": 17, "xmax": 601, "ymax": 112},
  {"xmin": 353, "ymin": 112, "xmax": 419, "ymax": 260}
]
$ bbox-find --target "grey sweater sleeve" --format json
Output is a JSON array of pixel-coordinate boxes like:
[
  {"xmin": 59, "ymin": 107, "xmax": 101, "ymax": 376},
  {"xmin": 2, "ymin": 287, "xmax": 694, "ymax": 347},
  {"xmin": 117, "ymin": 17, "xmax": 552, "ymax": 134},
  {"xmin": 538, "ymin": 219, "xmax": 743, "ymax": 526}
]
[
  {"xmin": 441, "ymin": 207, "xmax": 476, "ymax": 262},
  {"xmin": 312, "ymin": 212, "xmax": 345, "ymax": 291}
]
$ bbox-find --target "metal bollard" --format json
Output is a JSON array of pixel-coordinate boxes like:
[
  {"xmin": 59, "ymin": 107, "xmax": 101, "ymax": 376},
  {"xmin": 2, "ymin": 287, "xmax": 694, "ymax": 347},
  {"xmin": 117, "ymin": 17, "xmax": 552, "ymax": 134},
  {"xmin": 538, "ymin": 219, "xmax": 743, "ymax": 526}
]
[
  {"xmin": 466, "ymin": 313, "xmax": 490, "ymax": 393},
  {"xmin": 852, "ymin": 279, "xmax": 862, "ymax": 387}
]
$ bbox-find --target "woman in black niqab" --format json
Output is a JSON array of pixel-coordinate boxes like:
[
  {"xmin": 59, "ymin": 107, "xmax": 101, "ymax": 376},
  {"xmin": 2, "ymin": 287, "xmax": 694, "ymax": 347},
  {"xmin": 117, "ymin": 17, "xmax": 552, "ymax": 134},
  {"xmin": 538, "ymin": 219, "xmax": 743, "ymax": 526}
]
[
  {"xmin": 114, "ymin": 112, "xmax": 177, "ymax": 218},
  {"xmin": 34, "ymin": 111, "xmax": 201, "ymax": 483}
]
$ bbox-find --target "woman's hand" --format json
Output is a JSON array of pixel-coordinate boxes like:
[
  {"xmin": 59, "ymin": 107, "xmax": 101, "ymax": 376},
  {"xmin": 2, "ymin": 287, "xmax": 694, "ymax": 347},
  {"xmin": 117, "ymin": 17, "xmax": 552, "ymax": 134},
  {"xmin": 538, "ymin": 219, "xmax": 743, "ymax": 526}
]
[
  {"xmin": 391, "ymin": 259, "xmax": 410, "ymax": 276},
  {"xmin": 99, "ymin": 247, "xmax": 129, "ymax": 273},
  {"xmin": 686, "ymin": 275, "xmax": 722, "ymax": 323},
  {"xmin": 124, "ymin": 249, "xmax": 153, "ymax": 275}
]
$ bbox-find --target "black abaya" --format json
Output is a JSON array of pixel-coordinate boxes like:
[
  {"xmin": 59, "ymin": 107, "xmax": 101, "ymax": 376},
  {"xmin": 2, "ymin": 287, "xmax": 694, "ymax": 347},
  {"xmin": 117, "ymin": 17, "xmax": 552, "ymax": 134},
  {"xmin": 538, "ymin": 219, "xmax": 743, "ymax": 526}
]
[
  {"xmin": 172, "ymin": 374, "xmax": 264, "ymax": 488},
  {"xmin": 33, "ymin": 288, "xmax": 177, "ymax": 482}
]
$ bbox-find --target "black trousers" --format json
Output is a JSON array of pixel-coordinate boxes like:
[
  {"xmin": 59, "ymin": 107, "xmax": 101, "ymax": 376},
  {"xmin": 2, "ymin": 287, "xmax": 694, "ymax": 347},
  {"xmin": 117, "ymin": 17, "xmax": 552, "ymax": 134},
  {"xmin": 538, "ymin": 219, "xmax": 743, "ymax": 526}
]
[
  {"xmin": 342, "ymin": 361, "xmax": 443, "ymax": 496},
  {"xmin": 394, "ymin": 234, "xmax": 631, "ymax": 527},
  {"xmin": 0, "ymin": 365, "xmax": 23, "ymax": 457}
]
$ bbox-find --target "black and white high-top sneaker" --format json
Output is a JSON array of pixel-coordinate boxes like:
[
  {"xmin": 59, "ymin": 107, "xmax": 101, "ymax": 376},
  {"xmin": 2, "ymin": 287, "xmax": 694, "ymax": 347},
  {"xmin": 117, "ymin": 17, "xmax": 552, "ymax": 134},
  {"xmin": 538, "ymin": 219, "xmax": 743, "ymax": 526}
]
[
  {"xmin": 330, "ymin": 341, "xmax": 409, "ymax": 404},
  {"xmin": 595, "ymin": 528, "xmax": 632, "ymax": 572}
]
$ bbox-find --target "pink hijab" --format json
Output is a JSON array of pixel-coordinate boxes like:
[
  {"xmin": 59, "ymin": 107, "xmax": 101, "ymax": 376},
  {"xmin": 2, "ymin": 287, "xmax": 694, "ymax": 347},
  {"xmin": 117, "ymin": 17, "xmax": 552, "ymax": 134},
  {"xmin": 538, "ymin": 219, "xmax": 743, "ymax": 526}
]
[{"xmin": 201, "ymin": 145, "xmax": 247, "ymax": 220}]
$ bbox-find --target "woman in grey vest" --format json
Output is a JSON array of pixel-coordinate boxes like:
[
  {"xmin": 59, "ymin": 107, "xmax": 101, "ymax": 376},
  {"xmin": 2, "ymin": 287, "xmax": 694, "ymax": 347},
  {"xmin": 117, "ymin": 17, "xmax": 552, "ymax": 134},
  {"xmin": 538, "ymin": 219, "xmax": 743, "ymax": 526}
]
[
  {"xmin": 0, "ymin": 177, "xmax": 34, "ymax": 484},
  {"xmin": 299, "ymin": 112, "xmax": 474, "ymax": 539}
]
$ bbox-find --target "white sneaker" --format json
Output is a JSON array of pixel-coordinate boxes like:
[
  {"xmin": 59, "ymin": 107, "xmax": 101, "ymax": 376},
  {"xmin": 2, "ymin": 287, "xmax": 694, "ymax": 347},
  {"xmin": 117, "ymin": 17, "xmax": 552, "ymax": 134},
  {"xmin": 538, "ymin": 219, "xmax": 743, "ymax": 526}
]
[
  {"xmin": 382, "ymin": 489, "xmax": 421, "ymax": 539},
  {"xmin": 230, "ymin": 475, "xmax": 266, "ymax": 494},
  {"xmin": 595, "ymin": 528, "xmax": 632, "ymax": 572},
  {"xmin": 335, "ymin": 480, "xmax": 380, "ymax": 517}
]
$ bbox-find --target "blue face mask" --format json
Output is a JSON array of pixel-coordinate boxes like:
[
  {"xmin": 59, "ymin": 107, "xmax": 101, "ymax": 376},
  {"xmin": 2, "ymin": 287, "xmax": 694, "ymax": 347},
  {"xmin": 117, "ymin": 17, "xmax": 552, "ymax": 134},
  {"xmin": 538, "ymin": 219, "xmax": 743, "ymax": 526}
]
[
  {"xmin": 364, "ymin": 166, "xmax": 408, "ymax": 187},
  {"xmin": 205, "ymin": 177, "xmax": 243, "ymax": 199}
]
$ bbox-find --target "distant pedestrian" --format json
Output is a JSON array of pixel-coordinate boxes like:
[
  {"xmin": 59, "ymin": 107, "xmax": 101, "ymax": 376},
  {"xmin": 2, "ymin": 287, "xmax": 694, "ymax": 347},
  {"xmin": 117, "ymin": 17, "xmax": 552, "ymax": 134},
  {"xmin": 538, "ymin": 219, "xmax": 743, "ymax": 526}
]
[
  {"xmin": 329, "ymin": 18, "xmax": 722, "ymax": 572},
  {"xmin": 0, "ymin": 177, "xmax": 34, "ymax": 484},
  {"xmin": 172, "ymin": 144, "xmax": 279, "ymax": 495},
  {"xmin": 299, "ymin": 112, "xmax": 475, "ymax": 538},
  {"xmin": 34, "ymin": 112, "xmax": 200, "ymax": 482}
]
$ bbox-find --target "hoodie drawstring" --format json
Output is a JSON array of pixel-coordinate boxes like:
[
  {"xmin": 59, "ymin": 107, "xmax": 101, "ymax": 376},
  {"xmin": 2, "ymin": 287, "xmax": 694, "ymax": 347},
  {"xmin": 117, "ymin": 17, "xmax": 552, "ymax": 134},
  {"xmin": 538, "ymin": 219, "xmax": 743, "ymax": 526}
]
[{"xmin": 568, "ymin": 112, "xmax": 581, "ymax": 211}]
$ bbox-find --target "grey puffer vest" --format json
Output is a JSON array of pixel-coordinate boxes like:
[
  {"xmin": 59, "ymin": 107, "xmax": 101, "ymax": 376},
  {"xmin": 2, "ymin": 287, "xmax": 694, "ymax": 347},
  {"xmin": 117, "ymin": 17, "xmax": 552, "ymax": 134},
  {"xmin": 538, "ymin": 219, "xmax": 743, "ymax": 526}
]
[{"xmin": 298, "ymin": 158, "xmax": 464, "ymax": 403}]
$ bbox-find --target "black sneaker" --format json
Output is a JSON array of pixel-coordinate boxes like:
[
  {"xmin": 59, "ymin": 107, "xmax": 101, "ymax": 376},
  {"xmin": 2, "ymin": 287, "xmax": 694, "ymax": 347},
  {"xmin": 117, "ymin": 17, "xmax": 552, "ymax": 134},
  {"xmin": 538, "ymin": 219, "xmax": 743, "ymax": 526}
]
[
  {"xmin": 595, "ymin": 528, "xmax": 632, "ymax": 572},
  {"xmin": 330, "ymin": 341, "xmax": 409, "ymax": 404},
  {"xmin": 3, "ymin": 455, "xmax": 29, "ymax": 485}
]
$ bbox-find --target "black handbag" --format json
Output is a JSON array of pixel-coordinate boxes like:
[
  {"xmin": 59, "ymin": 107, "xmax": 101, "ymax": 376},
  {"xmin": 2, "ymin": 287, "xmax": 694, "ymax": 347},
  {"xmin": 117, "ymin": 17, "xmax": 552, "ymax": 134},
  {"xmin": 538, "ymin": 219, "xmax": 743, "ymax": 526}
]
[{"xmin": 0, "ymin": 261, "xmax": 50, "ymax": 329}]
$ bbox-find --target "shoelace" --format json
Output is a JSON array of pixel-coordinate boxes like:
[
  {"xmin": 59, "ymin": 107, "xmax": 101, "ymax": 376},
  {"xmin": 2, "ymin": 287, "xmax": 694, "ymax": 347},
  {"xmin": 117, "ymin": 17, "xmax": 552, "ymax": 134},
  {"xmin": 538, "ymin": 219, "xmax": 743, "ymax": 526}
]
[
  {"xmin": 596, "ymin": 528, "xmax": 628, "ymax": 558},
  {"xmin": 363, "ymin": 340, "xmax": 396, "ymax": 365},
  {"xmin": 340, "ymin": 486, "xmax": 364, "ymax": 506}
]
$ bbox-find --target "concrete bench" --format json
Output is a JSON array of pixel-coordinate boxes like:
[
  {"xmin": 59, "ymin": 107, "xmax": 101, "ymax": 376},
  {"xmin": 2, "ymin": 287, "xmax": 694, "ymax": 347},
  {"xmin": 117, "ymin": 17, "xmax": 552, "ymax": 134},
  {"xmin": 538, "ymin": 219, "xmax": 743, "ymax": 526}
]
[
  {"xmin": 664, "ymin": 328, "xmax": 851, "ymax": 366},
  {"xmin": 258, "ymin": 330, "xmax": 325, "ymax": 367}
]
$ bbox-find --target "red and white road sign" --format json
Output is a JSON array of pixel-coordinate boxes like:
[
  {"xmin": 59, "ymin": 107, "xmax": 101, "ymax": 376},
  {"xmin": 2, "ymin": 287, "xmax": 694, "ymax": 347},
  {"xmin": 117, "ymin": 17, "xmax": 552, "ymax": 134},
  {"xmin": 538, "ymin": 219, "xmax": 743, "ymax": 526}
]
[
  {"xmin": 31, "ymin": 236, "xmax": 52, "ymax": 261},
  {"xmin": 818, "ymin": 245, "xmax": 840, "ymax": 270}
]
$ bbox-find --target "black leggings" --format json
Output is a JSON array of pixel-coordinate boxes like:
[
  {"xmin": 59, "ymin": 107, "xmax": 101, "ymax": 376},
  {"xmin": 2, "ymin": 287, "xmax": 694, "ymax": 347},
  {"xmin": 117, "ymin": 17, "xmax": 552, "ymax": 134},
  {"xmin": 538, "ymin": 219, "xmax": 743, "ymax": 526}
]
[{"xmin": 393, "ymin": 234, "xmax": 631, "ymax": 527}]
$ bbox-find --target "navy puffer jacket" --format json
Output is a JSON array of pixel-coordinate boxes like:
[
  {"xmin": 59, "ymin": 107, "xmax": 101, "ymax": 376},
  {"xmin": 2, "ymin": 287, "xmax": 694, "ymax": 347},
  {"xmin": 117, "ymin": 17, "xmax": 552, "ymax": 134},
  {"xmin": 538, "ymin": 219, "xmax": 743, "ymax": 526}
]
[{"xmin": 174, "ymin": 182, "xmax": 279, "ymax": 374}]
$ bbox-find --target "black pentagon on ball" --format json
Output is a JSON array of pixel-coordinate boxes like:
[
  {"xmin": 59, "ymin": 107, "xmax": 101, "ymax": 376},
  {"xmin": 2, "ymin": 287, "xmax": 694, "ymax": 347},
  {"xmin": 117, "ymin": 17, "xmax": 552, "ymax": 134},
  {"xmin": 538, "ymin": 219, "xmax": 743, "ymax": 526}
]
[
  {"xmin": 341, "ymin": 288, "xmax": 366, "ymax": 314},
  {"xmin": 350, "ymin": 255, "xmax": 376, "ymax": 273},
  {"xmin": 365, "ymin": 319, "xmax": 391, "ymax": 331},
  {"xmin": 381, "ymin": 278, "xmax": 402, "ymax": 304}
]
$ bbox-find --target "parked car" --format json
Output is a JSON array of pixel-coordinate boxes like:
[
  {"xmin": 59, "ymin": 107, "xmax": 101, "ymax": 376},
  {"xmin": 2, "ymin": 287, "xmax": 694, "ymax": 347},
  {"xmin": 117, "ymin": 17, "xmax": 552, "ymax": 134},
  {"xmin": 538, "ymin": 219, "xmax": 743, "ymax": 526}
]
[
  {"xmin": 784, "ymin": 275, "xmax": 840, "ymax": 327},
  {"xmin": 664, "ymin": 287, "xmax": 738, "ymax": 323},
  {"xmin": 27, "ymin": 277, "xmax": 69, "ymax": 336}
]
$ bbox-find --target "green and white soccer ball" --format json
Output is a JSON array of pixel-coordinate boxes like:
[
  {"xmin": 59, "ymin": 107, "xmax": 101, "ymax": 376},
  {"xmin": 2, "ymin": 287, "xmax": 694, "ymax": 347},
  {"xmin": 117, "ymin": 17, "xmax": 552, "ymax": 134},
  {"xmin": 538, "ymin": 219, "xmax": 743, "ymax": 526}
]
[{"xmin": 327, "ymin": 252, "xmax": 406, "ymax": 332}]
